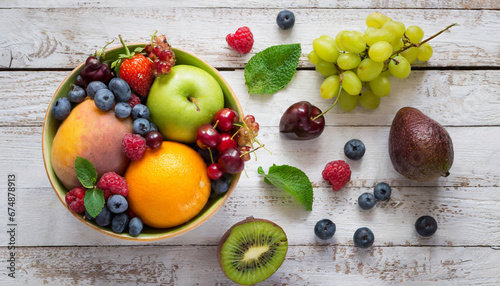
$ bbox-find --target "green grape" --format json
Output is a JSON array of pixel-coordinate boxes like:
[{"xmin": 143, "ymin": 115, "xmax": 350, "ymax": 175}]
[
  {"xmin": 380, "ymin": 69, "xmax": 393, "ymax": 77},
  {"xmin": 391, "ymin": 38, "xmax": 404, "ymax": 51},
  {"xmin": 337, "ymin": 53, "xmax": 362, "ymax": 70},
  {"xmin": 341, "ymin": 71, "xmax": 362, "ymax": 95},
  {"xmin": 382, "ymin": 20, "xmax": 406, "ymax": 39},
  {"xmin": 366, "ymin": 12, "xmax": 391, "ymax": 28},
  {"xmin": 364, "ymin": 27, "xmax": 395, "ymax": 46},
  {"xmin": 341, "ymin": 31, "xmax": 367, "ymax": 54},
  {"xmin": 417, "ymin": 42, "xmax": 433, "ymax": 61},
  {"xmin": 359, "ymin": 90, "xmax": 381, "ymax": 109},
  {"xmin": 405, "ymin": 26, "xmax": 424, "ymax": 44},
  {"xmin": 315, "ymin": 59, "xmax": 338, "ymax": 76},
  {"xmin": 308, "ymin": 50, "xmax": 320, "ymax": 65},
  {"xmin": 357, "ymin": 58, "xmax": 384, "ymax": 81},
  {"xmin": 313, "ymin": 36, "xmax": 339, "ymax": 62},
  {"xmin": 335, "ymin": 31, "xmax": 348, "ymax": 51},
  {"xmin": 368, "ymin": 41, "xmax": 393, "ymax": 62},
  {"xmin": 338, "ymin": 90, "xmax": 359, "ymax": 112},
  {"xmin": 400, "ymin": 47, "xmax": 419, "ymax": 64},
  {"xmin": 369, "ymin": 75, "xmax": 391, "ymax": 97},
  {"xmin": 389, "ymin": 55, "xmax": 411, "ymax": 79},
  {"xmin": 320, "ymin": 75, "xmax": 341, "ymax": 99}
]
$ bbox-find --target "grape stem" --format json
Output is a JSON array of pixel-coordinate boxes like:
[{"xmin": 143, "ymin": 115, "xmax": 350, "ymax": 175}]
[
  {"xmin": 312, "ymin": 84, "xmax": 343, "ymax": 121},
  {"xmin": 391, "ymin": 23, "xmax": 457, "ymax": 57}
]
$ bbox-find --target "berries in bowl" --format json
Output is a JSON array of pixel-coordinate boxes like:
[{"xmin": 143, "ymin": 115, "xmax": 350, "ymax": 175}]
[{"xmin": 42, "ymin": 34, "xmax": 260, "ymax": 241}]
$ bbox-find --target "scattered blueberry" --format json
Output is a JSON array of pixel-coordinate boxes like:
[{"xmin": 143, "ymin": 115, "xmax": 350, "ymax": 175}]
[
  {"xmin": 210, "ymin": 173, "xmax": 231, "ymax": 198},
  {"xmin": 358, "ymin": 192, "xmax": 376, "ymax": 210},
  {"xmin": 94, "ymin": 89, "xmax": 115, "ymax": 111},
  {"xmin": 314, "ymin": 219, "xmax": 336, "ymax": 240},
  {"xmin": 108, "ymin": 78, "xmax": 131, "ymax": 102},
  {"xmin": 149, "ymin": 122, "xmax": 159, "ymax": 132},
  {"xmin": 415, "ymin": 216, "xmax": 438, "ymax": 237},
  {"xmin": 67, "ymin": 84, "xmax": 86, "ymax": 103},
  {"xmin": 132, "ymin": 104, "xmax": 150, "ymax": 120},
  {"xmin": 95, "ymin": 206, "xmax": 112, "ymax": 226},
  {"xmin": 111, "ymin": 212, "xmax": 130, "ymax": 233},
  {"xmin": 114, "ymin": 102, "xmax": 132, "ymax": 119},
  {"xmin": 107, "ymin": 194, "xmax": 128, "ymax": 214},
  {"xmin": 353, "ymin": 227, "xmax": 374, "ymax": 248},
  {"xmin": 276, "ymin": 10, "xmax": 295, "ymax": 30},
  {"xmin": 374, "ymin": 182, "xmax": 391, "ymax": 201},
  {"xmin": 52, "ymin": 97, "xmax": 71, "ymax": 120},
  {"xmin": 86, "ymin": 81, "xmax": 108, "ymax": 98},
  {"xmin": 128, "ymin": 217, "xmax": 143, "ymax": 237},
  {"xmin": 344, "ymin": 139, "xmax": 366, "ymax": 160},
  {"xmin": 133, "ymin": 118, "xmax": 151, "ymax": 136}
]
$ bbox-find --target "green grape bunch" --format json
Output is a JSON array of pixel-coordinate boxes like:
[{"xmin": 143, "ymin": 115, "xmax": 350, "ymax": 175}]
[{"xmin": 308, "ymin": 12, "xmax": 456, "ymax": 111}]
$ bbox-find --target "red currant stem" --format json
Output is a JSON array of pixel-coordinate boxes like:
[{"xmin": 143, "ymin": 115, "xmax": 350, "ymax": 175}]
[
  {"xmin": 189, "ymin": 97, "xmax": 201, "ymax": 112},
  {"xmin": 240, "ymin": 145, "xmax": 264, "ymax": 158},
  {"xmin": 312, "ymin": 83, "xmax": 343, "ymax": 121},
  {"xmin": 208, "ymin": 148, "xmax": 214, "ymax": 164},
  {"xmin": 150, "ymin": 30, "xmax": 158, "ymax": 44},
  {"xmin": 391, "ymin": 23, "xmax": 457, "ymax": 57}
]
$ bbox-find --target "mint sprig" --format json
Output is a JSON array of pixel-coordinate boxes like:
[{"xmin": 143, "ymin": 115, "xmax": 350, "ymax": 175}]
[
  {"xmin": 244, "ymin": 43, "xmax": 301, "ymax": 94},
  {"xmin": 83, "ymin": 188, "xmax": 105, "ymax": 218},
  {"xmin": 258, "ymin": 164, "xmax": 313, "ymax": 211},
  {"xmin": 74, "ymin": 156, "xmax": 105, "ymax": 218}
]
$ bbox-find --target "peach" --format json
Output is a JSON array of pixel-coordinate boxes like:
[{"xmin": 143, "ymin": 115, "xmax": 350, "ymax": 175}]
[{"xmin": 51, "ymin": 99, "xmax": 132, "ymax": 190}]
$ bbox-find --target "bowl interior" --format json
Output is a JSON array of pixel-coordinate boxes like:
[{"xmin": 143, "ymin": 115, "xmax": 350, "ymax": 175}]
[{"xmin": 42, "ymin": 44, "xmax": 243, "ymax": 241}]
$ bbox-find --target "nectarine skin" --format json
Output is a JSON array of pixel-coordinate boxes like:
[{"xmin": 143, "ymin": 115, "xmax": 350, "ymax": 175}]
[{"xmin": 51, "ymin": 99, "xmax": 133, "ymax": 190}]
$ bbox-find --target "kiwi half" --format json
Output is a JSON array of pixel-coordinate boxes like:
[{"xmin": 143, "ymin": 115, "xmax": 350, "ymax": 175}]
[{"xmin": 217, "ymin": 217, "xmax": 288, "ymax": 285}]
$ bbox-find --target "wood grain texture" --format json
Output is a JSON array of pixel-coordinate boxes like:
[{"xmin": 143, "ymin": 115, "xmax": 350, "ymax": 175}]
[
  {"xmin": 0, "ymin": 246, "xmax": 499, "ymax": 285},
  {"xmin": 0, "ymin": 9, "xmax": 499, "ymax": 68}
]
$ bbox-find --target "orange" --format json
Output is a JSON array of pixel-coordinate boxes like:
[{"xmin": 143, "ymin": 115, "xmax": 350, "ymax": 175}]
[{"xmin": 124, "ymin": 141, "xmax": 211, "ymax": 228}]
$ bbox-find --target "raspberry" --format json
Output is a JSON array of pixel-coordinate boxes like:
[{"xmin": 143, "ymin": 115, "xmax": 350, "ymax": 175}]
[
  {"xmin": 121, "ymin": 133, "xmax": 147, "ymax": 161},
  {"xmin": 128, "ymin": 93, "xmax": 141, "ymax": 107},
  {"xmin": 226, "ymin": 26, "xmax": 254, "ymax": 54},
  {"xmin": 322, "ymin": 160, "xmax": 351, "ymax": 191},
  {"xmin": 96, "ymin": 172, "xmax": 129, "ymax": 197},
  {"xmin": 126, "ymin": 208, "xmax": 136, "ymax": 219},
  {"xmin": 65, "ymin": 187, "xmax": 86, "ymax": 213}
]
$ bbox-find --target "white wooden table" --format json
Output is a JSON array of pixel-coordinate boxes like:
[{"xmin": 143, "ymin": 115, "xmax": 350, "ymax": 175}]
[{"xmin": 1, "ymin": 1, "xmax": 499, "ymax": 285}]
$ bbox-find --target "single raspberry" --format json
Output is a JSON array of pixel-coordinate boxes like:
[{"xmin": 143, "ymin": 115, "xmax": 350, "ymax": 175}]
[
  {"xmin": 322, "ymin": 160, "xmax": 351, "ymax": 191},
  {"xmin": 96, "ymin": 172, "xmax": 129, "ymax": 197},
  {"xmin": 128, "ymin": 93, "xmax": 141, "ymax": 108},
  {"xmin": 121, "ymin": 133, "xmax": 147, "ymax": 161},
  {"xmin": 126, "ymin": 208, "xmax": 136, "ymax": 219},
  {"xmin": 65, "ymin": 187, "xmax": 86, "ymax": 213},
  {"xmin": 226, "ymin": 26, "xmax": 254, "ymax": 54}
]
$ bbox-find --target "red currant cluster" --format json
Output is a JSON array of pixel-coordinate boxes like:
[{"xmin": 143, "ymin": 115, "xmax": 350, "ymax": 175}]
[
  {"xmin": 196, "ymin": 108, "xmax": 261, "ymax": 180},
  {"xmin": 144, "ymin": 34, "xmax": 176, "ymax": 76}
]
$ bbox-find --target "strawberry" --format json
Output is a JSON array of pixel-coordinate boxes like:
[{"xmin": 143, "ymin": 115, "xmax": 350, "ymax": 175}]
[{"xmin": 112, "ymin": 35, "xmax": 154, "ymax": 97}]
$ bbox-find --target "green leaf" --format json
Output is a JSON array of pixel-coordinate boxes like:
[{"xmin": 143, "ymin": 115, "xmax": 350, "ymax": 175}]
[
  {"xmin": 244, "ymin": 43, "xmax": 301, "ymax": 95},
  {"xmin": 75, "ymin": 156, "xmax": 97, "ymax": 189},
  {"xmin": 259, "ymin": 164, "xmax": 313, "ymax": 211},
  {"xmin": 84, "ymin": 188, "xmax": 105, "ymax": 218}
]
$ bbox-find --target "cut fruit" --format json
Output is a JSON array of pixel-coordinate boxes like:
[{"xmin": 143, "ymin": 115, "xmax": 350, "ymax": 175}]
[{"xmin": 217, "ymin": 217, "xmax": 288, "ymax": 285}]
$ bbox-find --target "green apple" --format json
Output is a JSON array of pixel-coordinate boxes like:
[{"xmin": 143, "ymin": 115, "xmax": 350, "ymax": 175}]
[{"xmin": 147, "ymin": 65, "xmax": 224, "ymax": 143}]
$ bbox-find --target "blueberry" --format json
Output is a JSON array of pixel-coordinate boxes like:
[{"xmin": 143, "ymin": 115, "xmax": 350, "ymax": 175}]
[
  {"xmin": 107, "ymin": 194, "xmax": 128, "ymax": 214},
  {"xmin": 149, "ymin": 122, "xmax": 159, "ymax": 132},
  {"xmin": 358, "ymin": 192, "xmax": 376, "ymax": 210},
  {"xmin": 314, "ymin": 219, "xmax": 336, "ymax": 240},
  {"xmin": 415, "ymin": 216, "xmax": 438, "ymax": 237},
  {"xmin": 353, "ymin": 227, "xmax": 374, "ymax": 248},
  {"xmin": 210, "ymin": 173, "xmax": 232, "ymax": 198},
  {"xmin": 108, "ymin": 78, "xmax": 131, "ymax": 102},
  {"xmin": 67, "ymin": 84, "xmax": 86, "ymax": 103},
  {"xmin": 52, "ymin": 97, "xmax": 71, "ymax": 120},
  {"xmin": 276, "ymin": 10, "xmax": 295, "ymax": 30},
  {"xmin": 374, "ymin": 182, "xmax": 391, "ymax": 201},
  {"xmin": 86, "ymin": 81, "xmax": 108, "ymax": 98},
  {"xmin": 85, "ymin": 210, "xmax": 94, "ymax": 220},
  {"xmin": 132, "ymin": 104, "xmax": 150, "ymax": 120},
  {"xmin": 344, "ymin": 139, "xmax": 366, "ymax": 160},
  {"xmin": 111, "ymin": 212, "xmax": 130, "ymax": 233},
  {"xmin": 95, "ymin": 206, "xmax": 112, "ymax": 226},
  {"xmin": 133, "ymin": 118, "xmax": 151, "ymax": 136},
  {"xmin": 94, "ymin": 89, "xmax": 115, "ymax": 111},
  {"xmin": 114, "ymin": 102, "xmax": 132, "ymax": 119},
  {"xmin": 128, "ymin": 217, "xmax": 143, "ymax": 237}
]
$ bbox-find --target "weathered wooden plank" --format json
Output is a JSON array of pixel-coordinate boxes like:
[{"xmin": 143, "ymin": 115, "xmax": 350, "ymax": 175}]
[
  {"xmin": 0, "ymin": 9, "xmax": 498, "ymax": 68},
  {"xmin": 1, "ymin": 246, "xmax": 499, "ymax": 285},
  {"xmin": 1, "ymin": 70, "xmax": 499, "ymax": 127}
]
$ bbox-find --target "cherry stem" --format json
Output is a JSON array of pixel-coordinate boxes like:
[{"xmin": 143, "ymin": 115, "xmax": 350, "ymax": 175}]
[
  {"xmin": 97, "ymin": 39, "xmax": 115, "ymax": 59},
  {"xmin": 312, "ymin": 83, "xmax": 344, "ymax": 121},
  {"xmin": 208, "ymin": 148, "xmax": 214, "ymax": 164},
  {"xmin": 189, "ymin": 97, "xmax": 201, "ymax": 112},
  {"xmin": 150, "ymin": 30, "xmax": 158, "ymax": 43},
  {"xmin": 213, "ymin": 120, "xmax": 219, "ymax": 130},
  {"xmin": 391, "ymin": 23, "xmax": 457, "ymax": 57}
]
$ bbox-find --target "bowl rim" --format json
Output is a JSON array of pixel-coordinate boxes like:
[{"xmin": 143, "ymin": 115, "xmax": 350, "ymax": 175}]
[{"xmin": 42, "ymin": 43, "xmax": 243, "ymax": 241}]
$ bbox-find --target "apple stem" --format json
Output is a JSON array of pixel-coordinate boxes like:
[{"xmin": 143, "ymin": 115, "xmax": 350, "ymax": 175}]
[
  {"xmin": 189, "ymin": 97, "xmax": 201, "ymax": 112},
  {"xmin": 312, "ymin": 86, "xmax": 343, "ymax": 121}
]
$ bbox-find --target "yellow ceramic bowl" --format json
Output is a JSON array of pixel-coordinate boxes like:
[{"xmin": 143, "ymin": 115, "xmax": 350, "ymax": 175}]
[{"xmin": 42, "ymin": 44, "xmax": 242, "ymax": 241}]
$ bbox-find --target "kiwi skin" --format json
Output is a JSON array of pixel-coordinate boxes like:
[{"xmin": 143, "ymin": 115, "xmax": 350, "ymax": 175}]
[{"xmin": 217, "ymin": 216, "xmax": 288, "ymax": 284}]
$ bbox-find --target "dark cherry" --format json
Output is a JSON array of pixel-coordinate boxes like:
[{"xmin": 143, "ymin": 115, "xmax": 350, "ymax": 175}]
[
  {"xmin": 214, "ymin": 108, "xmax": 239, "ymax": 132},
  {"xmin": 80, "ymin": 56, "xmax": 114, "ymax": 86},
  {"xmin": 217, "ymin": 133, "xmax": 238, "ymax": 152},
  {"xmin": 279, "ymin": 101, "xmax": 325, "ymax": 140},
  {"xmin": 145, "ymin": 131, "xmax": 163, "ymax": 149},
  {"xmin": 218, "ymin": 147, "xmax": 244, "ymax": 174},
  {"xmin": 197, "ymin": 124, "xmax": 221, "ymax": 149}
]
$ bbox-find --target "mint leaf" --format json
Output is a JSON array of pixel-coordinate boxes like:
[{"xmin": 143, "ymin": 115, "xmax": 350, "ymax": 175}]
[
  {"xmin": 84, "ymin": 188, "xmax": 105, "ymax": 218},
  {"xmin": 75, "ymin": 156, "xmax": 97, "ymax": 189},
  {"xmin": 245, "ymin": 44, "xmax": 301, "ymax": 94},
  {"xmin": 259, "ymin": 164, "xmax": 313, "ymax": 211}
]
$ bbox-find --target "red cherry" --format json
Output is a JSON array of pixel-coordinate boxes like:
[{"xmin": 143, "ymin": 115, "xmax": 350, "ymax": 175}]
[
  {"xmin": 207, "ymin": 163, "xmax": 224, "ymax": 180},
  {"xmin": 217, "ymin": 133, "xmax": 238, "ymax": 152},
  {"xmin": 197, "ymin": 124, "xmax": 221, "ymax": 149},
  {"xmin": 218, "ymin": 147, "xmax": 244, "ymax": 174},
  {"xmin": 145, "ymin": 131, "xmax": 163, "ymax": 149},
  {"xmin": 214, "ymin": 108, "xmax": 239, "ymax": 132}
]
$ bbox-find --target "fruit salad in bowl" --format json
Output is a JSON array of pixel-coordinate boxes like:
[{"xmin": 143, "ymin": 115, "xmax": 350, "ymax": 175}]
[{"xmin": 42, "ymin": 34, "xmax": 260, "ymax": 240}]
